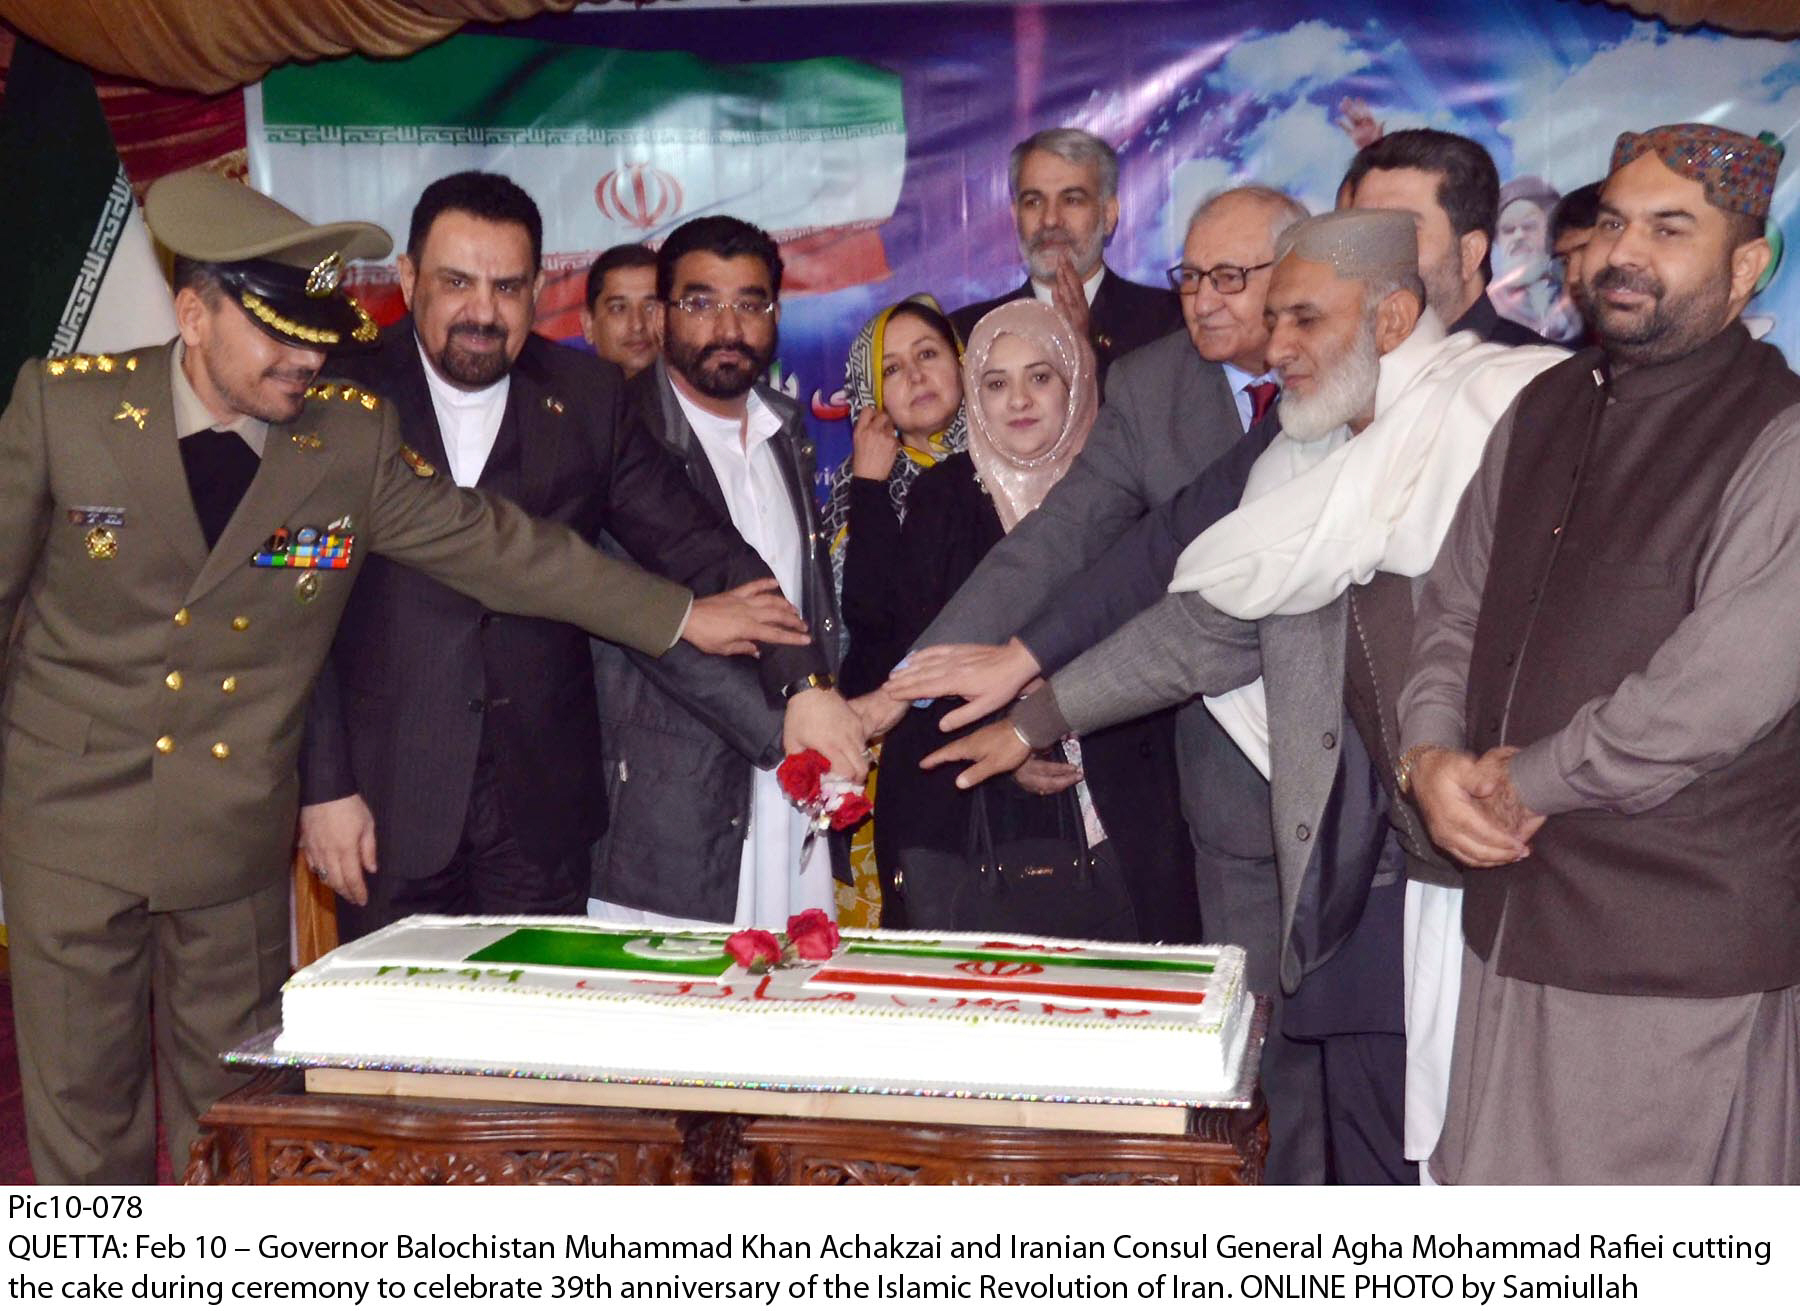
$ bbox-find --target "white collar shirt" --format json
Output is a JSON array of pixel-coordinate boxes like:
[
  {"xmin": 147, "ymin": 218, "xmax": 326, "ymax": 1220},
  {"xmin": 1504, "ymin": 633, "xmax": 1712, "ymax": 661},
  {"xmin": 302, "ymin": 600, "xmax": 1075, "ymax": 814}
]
[
  {"xmin": 1030, "ymin": 263, "xmax": 1106, "ymax": 308},
  {"xmin": 1221, "ymin": 361, "xmax": 1281, "ymax": 434},
  {"xmin": 418, "ymin": 337, "xmax": 510, "ymax": 488}
]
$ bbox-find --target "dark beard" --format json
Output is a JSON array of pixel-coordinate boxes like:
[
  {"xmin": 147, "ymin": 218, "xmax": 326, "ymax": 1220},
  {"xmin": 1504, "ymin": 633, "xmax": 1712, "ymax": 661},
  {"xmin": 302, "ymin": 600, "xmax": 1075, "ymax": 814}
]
[
  {"xmin": 434, "ymin": 323, "xmax": 513, "ymax": 387},
  {"xmin": 666, "ymin": 332, "xmax": 777, "ymax": 400},
  {"xmin": 1589, "ymin": 264, "xmax": 1732, "ymax": 367}
]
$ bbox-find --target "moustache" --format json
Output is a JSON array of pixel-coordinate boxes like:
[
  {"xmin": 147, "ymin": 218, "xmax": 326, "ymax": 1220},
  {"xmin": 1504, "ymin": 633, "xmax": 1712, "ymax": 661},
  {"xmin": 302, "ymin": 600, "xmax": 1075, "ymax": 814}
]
[
  {"xmin": 699, "ymin": 342, "xmax": 751, "ymax": 362},
  {"xmin": 1028, "ymin": 230, "xmax": 1073, "ymax": 252},
  {"xmin": 449, "ymin": 323, "xmax": 506, "ymax": 343},
  {"xmin": 1591, "ymin": 266, "xmax": 1663, "ymax": 299}
]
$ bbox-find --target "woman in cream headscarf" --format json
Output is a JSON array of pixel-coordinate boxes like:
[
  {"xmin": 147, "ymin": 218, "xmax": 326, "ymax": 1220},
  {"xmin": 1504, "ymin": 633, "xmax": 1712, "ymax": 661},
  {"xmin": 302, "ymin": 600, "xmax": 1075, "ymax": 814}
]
[
  {"xmin": 824, "ymin": 294, "xmax": 968, "ymax": 696},
  {"xmin": 875, "ymin": 300, "xmax": 1197, "ymax": 940}
]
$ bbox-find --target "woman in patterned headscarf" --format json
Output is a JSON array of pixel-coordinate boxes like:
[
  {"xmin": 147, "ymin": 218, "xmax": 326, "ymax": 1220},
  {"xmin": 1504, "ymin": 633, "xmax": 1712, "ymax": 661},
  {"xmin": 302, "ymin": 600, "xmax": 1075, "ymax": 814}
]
[
  {"xmin": 824, "ymin": 294, "xmax": 967, "ymax": 696},
  {"xmin": 874, "ymin": 299, "xmax": 1196, "ymax": 941}
]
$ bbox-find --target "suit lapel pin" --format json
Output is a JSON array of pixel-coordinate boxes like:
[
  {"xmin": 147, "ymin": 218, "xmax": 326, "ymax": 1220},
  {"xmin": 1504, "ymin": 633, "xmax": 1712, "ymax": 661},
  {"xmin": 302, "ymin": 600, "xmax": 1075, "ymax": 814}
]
[
  {"xmin": 113, "ymin": 402, "xmax": 149, "ymax": 431},
  {"xmin": 543, "ymin": 395, "xmax": 565, "ymax": 415}
]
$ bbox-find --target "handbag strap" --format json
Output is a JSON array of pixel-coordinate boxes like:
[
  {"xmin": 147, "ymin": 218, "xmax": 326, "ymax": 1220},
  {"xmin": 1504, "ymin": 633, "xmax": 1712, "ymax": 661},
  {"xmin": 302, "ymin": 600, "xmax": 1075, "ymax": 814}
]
[{"xmin": 965, "ymin": 770, "xmax": 1096, "ymax": 891}]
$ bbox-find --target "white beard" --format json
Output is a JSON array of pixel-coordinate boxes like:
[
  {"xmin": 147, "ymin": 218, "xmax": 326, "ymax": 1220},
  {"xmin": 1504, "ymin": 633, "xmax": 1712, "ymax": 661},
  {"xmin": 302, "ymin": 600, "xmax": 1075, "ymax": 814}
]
[{"xmin": 1276, "ymin": 317, "xmax": 1380, "ymax": 442}]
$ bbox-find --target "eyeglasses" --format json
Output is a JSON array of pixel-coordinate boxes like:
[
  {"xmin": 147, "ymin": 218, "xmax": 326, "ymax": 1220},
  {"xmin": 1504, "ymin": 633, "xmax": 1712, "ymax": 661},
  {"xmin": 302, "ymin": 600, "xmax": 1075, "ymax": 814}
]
[
  {"xmin": 1165, "ymin": 260, "xmax": 1274, "ymax": 296},
  {"xmin": 666, "ymin": 295, "xmax": 777, "ymax": 319}
]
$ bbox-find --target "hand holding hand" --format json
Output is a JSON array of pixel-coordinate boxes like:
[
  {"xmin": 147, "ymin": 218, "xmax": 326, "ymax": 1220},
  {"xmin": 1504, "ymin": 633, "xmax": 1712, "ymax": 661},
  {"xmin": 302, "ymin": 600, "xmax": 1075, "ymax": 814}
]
[
  {"xmin": 919, "ymin": 719, "xmax": 1034, "ymax": 790},
  {"xmin": 849, "ymin": 405, "xmax": 902, "ymax": 481},
  {"xmin": 1013, "ymin": 754, "xmax": 1082, "ymax": 796},
  {"xmin": 1471, "ymin": 746, "xmax": 1545, "ymax": 847},
  {"xmin": 299, "ymin": 794, "xmax": 378, "ymax": 907},
  {"xmin": 784, "ymin": 687, "xmax": 870, "ymax": 783},
  {"xmin": 1411, "ymin": 747, "xmax": 1531, "ymax": 868},
  {"xmin": 1051, "ymin": 252, "xmax": 1091, "ymax": 341},
  {"xmin": 848, "ymin": 689, "xmax": 907, "ymax": 740},
  {"xmin": 681, "ymin": 578, "xmax": 809, "ymax": 656},
  {"xmin": 881, "ymin": 638, "xmax": 1042, "ymax": 731}
]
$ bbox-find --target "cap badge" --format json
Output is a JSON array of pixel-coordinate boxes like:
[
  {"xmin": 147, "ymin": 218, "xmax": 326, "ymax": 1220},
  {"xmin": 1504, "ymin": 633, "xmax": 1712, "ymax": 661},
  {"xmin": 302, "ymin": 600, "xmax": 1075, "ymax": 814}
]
[
  {"xmin": 113, "ymin": 402, "xmax": 150, "ymax": 431},
  {"xmin": 305, "ymin": 251, "xmax": 345, "ymax": 299}
]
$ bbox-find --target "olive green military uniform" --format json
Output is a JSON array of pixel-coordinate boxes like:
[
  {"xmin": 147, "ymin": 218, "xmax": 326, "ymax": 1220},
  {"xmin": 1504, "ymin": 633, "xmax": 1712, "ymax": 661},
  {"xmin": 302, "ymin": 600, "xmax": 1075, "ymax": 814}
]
[{"xmin": 0, "ymin": 343, "xmax": 691, "ymax": 1180}]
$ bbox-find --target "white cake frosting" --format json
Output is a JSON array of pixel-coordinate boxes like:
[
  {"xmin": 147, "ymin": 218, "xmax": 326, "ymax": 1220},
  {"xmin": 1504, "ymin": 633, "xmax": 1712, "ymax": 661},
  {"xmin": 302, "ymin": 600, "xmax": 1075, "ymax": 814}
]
[{"xmin": 276, "ymin": 917, "xmax": 1253, "ymax": 1104}]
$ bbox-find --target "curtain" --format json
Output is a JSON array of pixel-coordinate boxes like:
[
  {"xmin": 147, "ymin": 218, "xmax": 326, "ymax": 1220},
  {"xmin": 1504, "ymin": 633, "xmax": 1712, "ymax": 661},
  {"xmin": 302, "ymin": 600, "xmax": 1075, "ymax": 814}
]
[{"xmin": 0, "ymin": 0, "xmax": 592, "ymax": 94}]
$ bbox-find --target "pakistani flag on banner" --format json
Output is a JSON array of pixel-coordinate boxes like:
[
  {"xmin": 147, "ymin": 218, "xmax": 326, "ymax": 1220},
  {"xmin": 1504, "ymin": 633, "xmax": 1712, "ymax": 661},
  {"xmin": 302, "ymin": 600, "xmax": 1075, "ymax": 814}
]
[
  {"xmin": 0, "ymin": 37, "xmax": 177, "ymax": 390},
  {"xmin": 246, "ymin": 34, "xmax": 906, "ymax": 337}
]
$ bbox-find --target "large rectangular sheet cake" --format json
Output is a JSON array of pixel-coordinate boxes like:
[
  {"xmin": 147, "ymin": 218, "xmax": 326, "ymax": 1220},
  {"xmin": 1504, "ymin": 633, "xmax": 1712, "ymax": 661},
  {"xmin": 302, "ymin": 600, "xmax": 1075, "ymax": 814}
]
[{"xmin": 275, "ymin": 917, "xmax": 1252, "ymax": 1104}]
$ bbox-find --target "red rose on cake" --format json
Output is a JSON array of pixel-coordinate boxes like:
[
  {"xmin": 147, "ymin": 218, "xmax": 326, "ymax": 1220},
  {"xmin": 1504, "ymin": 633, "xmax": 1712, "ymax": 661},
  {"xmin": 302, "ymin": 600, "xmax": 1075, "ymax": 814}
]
[
  {"xmin": 725, "ymin": 929, "xmax": 784, "ymax": 972},
  {"xmin": 787, "ymin": 908, "xmax": 841, "ymax": 961}
]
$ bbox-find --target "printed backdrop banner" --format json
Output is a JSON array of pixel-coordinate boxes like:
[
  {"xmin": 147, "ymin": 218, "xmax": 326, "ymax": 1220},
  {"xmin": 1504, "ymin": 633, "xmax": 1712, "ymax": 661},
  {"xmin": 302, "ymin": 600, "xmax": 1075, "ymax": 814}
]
[{"xmin": 246, "ymin": 0, "xmax": 1800, "ymax": 495}]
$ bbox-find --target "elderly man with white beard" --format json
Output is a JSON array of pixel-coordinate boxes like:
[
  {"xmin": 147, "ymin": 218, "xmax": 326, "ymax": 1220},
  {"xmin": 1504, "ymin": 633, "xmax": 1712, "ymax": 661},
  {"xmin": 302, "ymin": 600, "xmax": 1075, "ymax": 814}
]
[{"xmin": 908, "ymin": 209, "xmax": 1564, "ymax": 1183}]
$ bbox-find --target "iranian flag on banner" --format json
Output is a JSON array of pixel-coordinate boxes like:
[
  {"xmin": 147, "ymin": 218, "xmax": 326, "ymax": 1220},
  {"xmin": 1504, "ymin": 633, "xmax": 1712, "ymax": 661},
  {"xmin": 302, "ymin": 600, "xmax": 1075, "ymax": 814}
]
[
  {"xmin": 0, "ymin": 36, "xmax": 177, "ymax": 390},
  {"xmin": 246, "ymin": 34, "xmax": 905, "ymax": 339}
]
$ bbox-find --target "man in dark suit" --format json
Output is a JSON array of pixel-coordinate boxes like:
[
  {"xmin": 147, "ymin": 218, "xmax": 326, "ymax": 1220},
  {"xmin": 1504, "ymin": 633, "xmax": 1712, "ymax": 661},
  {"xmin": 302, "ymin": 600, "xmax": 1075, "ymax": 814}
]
[
  {"xmin": 299, "ymin": 175, "xmax": 863, "ymax": 937},
  {"xmin": 950, "ymin": 127, "xmax": 1181, "ymax": 390},
  {"xmin": 1342, "ymin": 129, "xmax": 1550, "ymax": 348}
]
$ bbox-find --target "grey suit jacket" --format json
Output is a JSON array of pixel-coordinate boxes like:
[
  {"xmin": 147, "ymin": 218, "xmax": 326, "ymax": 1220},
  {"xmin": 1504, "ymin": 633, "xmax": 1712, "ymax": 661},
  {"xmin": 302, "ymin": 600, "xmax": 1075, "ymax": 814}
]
[
  {"xmin": 1037, "ymin": 590, "xmax": 1350, "ymax": 994},
  {"xmin": 914, "ymin": 326, "xmax": 1271, "ymax": 862}
]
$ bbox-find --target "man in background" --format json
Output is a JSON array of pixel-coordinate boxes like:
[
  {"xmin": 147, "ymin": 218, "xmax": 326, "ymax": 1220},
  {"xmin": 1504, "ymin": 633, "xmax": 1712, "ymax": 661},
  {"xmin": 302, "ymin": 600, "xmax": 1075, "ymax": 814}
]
[
  {"xmin": 952, "ymin": 127, "xmax": 1180, "ymax": 389},
  {"xmin": 582, "ymin": 243, "xmax": 660, "ymax": 377},
  {"xmin": 1549, "ymin": 182, "xmax": 1603, "ymax": 341},
  {"xmin": 1343, "ymin": 129, "xmax": 1548, "ymax": 346}
]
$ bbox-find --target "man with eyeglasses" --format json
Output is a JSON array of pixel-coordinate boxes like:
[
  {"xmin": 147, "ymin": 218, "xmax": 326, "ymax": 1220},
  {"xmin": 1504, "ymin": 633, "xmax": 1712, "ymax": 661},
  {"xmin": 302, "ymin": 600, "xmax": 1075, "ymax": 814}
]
[
  {"xmin": 299, "ymin": 178, "xmax": 859, "ymax": 938},
  {"xmin": 589, "ymin": 215, "xmax": 863, "ymax": 931},
  {"xmin": 949, "ymin": 127, "xmax": 1180, "ymax": 393},
  {"xmin": 859, "ymin": 185, "xmax": 1337, "ymax": 1183}
]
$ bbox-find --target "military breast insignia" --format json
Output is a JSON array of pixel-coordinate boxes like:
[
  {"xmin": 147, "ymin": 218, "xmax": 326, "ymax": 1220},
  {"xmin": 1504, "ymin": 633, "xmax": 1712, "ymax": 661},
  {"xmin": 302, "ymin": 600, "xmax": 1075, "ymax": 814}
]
[
  {"xmin": 85, "ymin": 527, "xmax": 118, "ymax": 560},
  {"xmin": 398, "ymin": 444, "xmax": 436, "ymax": 478},
  {"xmin": 290, "ymin": 432, "xmax": 326, "ymax": 452},
  {"xmin": 69, "ymin": 506, "xmax": 126, "ymax": 528},
  {"xmin": 251, "ymin": 524, "xmax": 354, "ymax": 570},
  {"xmin": 113, "ymin": 402, "xmax": 150, "ymax": 430},
  {"xmin": 294, "ymin": 571, "xmax": 322, "ymax": 603}
]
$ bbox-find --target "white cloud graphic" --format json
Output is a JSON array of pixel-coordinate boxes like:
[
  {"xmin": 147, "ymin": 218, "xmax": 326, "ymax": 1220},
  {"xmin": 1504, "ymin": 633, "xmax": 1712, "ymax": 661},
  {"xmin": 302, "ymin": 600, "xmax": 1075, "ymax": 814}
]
[
  {"xmin": 1212, "ymin": 21, "xmax": 1371, "ymax": 99},
  {"xmin": 1501, "ymin": 23, "xmax": 1800, "ymax": 209}
]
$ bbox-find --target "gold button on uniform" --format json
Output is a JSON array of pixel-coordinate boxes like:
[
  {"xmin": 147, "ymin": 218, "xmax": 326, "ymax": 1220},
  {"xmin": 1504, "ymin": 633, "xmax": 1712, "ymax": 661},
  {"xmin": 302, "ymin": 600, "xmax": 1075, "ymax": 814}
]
[
  {"xmin": 221, "ymin": 676, "xmax": 238, "ymax": 694},
  {"xmin": 231, "ymin": 616, "xmax": 250, "ymax": 631},
  {"xmin": 155, "ymin": 735, "xmax": 175, "ymax": 754},
  {"xmin": 164, "ymin": 671, "xmax": 183, "ymax": 691},
  {"xmin": 211, "ymin": 742, "xmax": 231, "ymax": 760},
  {"xmin": 173, "ymin": 608, "xmax": 190, "ymax": 626}
]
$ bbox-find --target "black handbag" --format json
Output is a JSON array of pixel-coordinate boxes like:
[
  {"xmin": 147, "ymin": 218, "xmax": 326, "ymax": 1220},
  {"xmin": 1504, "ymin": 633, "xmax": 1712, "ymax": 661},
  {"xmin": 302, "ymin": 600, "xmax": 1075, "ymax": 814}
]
[{"xmin": 894, "ymin": 776, "xmax": 1139, "ymax": 941}]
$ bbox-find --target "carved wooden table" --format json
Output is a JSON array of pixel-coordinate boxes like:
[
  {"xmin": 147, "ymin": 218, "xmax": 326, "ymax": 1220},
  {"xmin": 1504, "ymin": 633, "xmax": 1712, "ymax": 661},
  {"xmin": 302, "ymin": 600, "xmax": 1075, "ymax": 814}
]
[{"xmin": 185, "ymin": 1069, "xmax": 1266, "ymax": 1186}]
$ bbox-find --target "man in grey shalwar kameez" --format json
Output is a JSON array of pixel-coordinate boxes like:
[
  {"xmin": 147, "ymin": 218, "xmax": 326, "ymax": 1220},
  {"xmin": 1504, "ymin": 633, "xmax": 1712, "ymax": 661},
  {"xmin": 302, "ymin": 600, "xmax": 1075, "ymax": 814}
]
[{"xmin": 1398, "ymin": 122, "xmax": 1800, "ymax": 1184}]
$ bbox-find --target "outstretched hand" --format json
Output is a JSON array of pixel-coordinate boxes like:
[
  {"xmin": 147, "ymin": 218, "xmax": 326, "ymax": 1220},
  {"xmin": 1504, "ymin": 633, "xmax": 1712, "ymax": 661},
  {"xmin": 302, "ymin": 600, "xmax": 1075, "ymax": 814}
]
[
  {"xmin": 882, "ymin": 637, "xmax": 1042, "ymax": 732},
  {"xmin": 919, "ymin": 719, "xmax": 1034, "ymax": 790},
  {"xmin": 681, "ymin": 578, "xmax": 809, "ymax": 656}
]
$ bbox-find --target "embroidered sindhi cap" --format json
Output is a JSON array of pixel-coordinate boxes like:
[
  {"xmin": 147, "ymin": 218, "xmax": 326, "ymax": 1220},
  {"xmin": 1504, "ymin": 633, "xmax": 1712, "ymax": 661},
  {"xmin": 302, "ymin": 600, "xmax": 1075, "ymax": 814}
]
[
  {"xmin": 1275, "ymin": 209, "xmax": 1418, "ymax": 282},
  {"xmin": 144, "ymin": 169, "xmax": 392, "ymax": 351},
  {"xmin": 1609, "ymin": 123, "xmax": 1780, "ymax": 221}
]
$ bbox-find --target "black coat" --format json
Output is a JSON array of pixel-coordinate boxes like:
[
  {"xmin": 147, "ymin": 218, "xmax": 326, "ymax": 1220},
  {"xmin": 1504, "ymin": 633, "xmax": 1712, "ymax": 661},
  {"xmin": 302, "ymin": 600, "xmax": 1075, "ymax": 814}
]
[
  {"xmin": 949, "ymin": 267, "xmax": 1181, "ymax": 395},
  {"xmin": 588, "ymin": 361, "xmax": 845, "ymax": 921},
  {"xmin": 299, "ymin": 325, "xmax": 785, "ymax": 886},
  {"xmin": 874, "ymin": 453, "xmax": 1199, "ymax": 940}
]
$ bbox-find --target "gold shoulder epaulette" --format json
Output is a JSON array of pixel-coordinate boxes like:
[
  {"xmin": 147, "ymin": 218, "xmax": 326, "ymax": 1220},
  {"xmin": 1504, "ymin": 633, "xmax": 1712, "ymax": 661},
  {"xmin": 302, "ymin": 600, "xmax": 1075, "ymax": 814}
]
[
  {"xmin": 304, "ymin": 381, "xmax": 382, "ymax": 412},
  {"xmin": 45, "ymin": 352, "xmax": 137, "ymax": 378}
]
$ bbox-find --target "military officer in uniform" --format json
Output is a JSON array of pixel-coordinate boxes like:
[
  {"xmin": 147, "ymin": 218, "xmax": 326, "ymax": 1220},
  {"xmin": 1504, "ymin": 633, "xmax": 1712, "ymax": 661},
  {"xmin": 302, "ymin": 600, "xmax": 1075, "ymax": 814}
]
[{"xmin": 0, "ymin": 169, "xmax": 808, "ymax": 1184}]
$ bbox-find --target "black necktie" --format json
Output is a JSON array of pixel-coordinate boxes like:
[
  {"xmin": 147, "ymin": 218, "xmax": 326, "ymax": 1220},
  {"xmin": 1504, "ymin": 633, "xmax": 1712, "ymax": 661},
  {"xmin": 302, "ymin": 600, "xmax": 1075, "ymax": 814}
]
[{"xmin": 179, "ymin": 429, "xmax": 260, "ymax": 550}]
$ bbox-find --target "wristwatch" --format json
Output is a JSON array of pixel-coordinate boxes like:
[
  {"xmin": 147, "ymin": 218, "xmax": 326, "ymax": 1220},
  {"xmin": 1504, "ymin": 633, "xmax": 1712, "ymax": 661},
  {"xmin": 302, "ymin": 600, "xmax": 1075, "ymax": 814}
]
[
  {"xmin": 780, "ymin": 672, "xmax": 836, "ymax": 701},
  {"xmin": 1394, "ymin": 743, "xmax": 1441, "ymax": 798}
]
